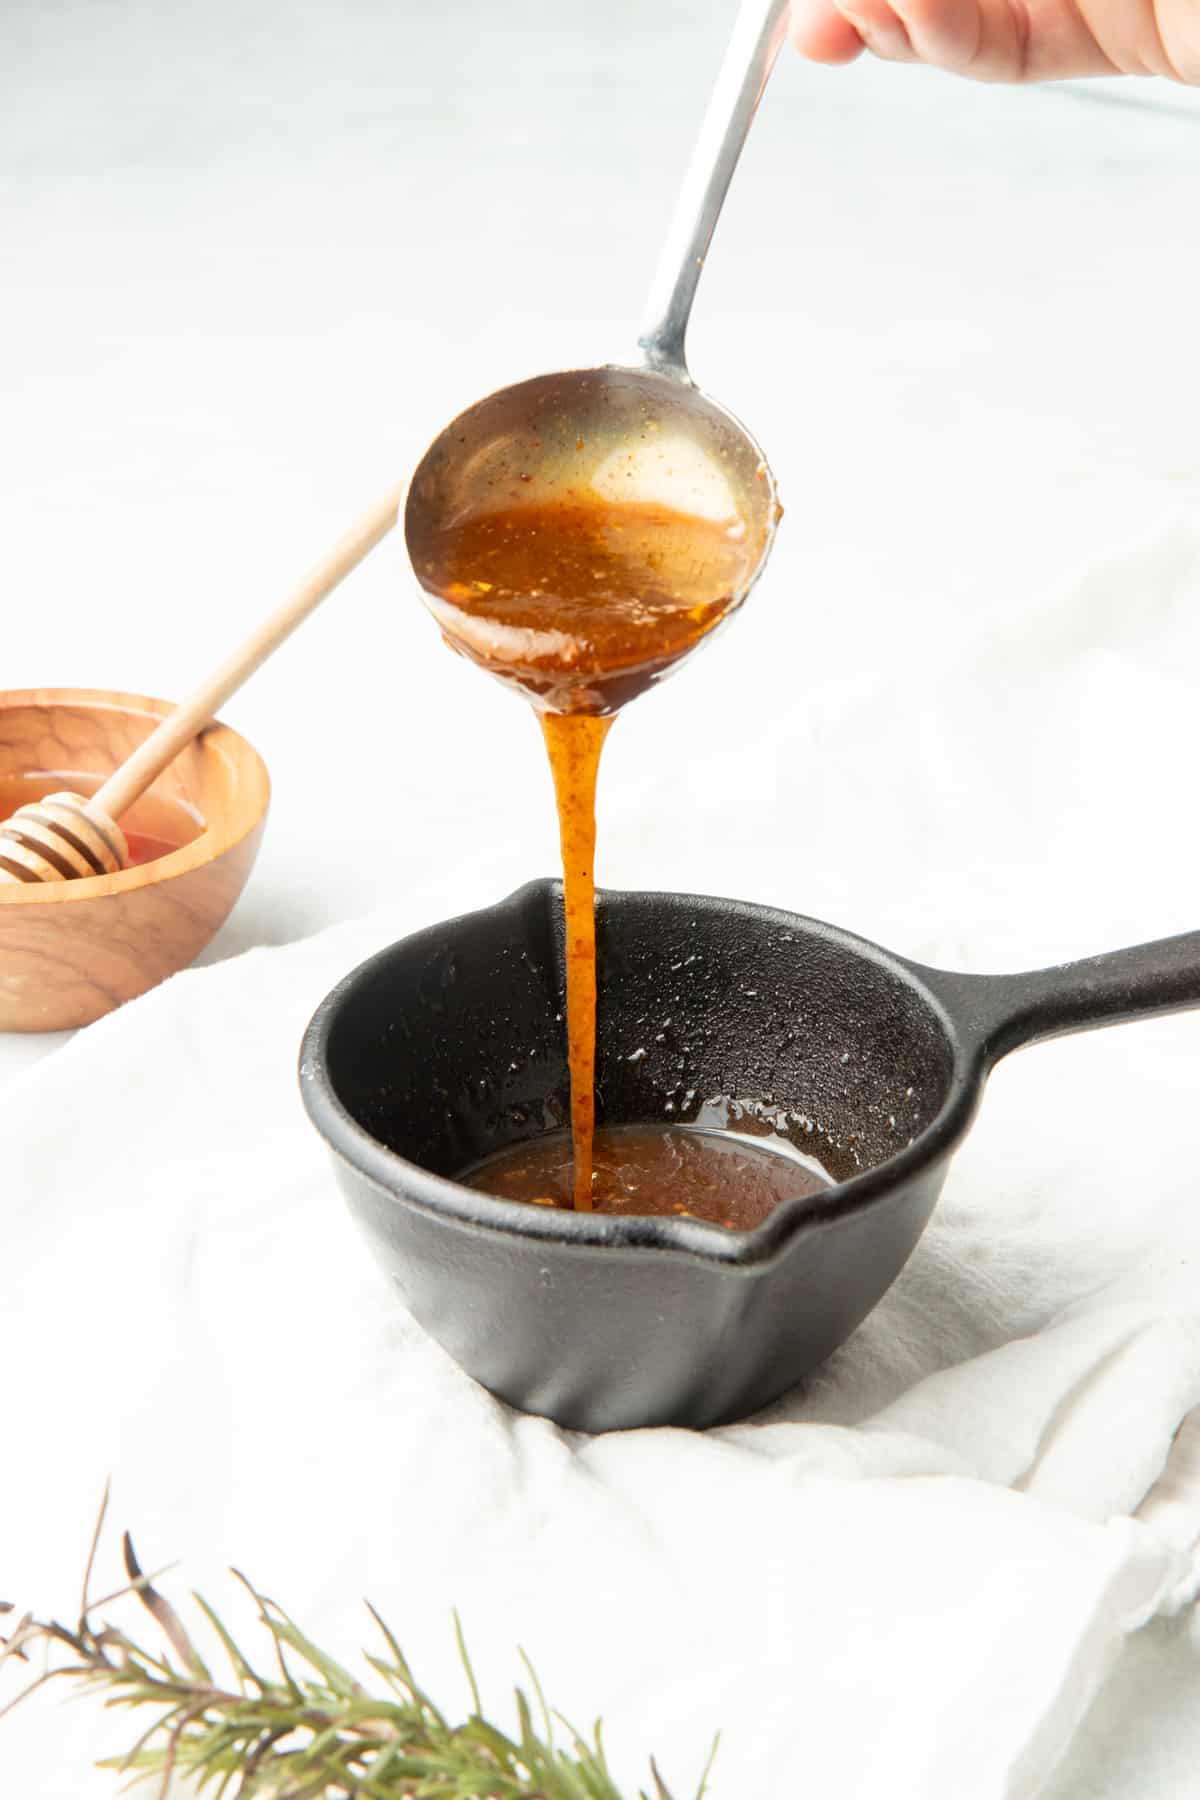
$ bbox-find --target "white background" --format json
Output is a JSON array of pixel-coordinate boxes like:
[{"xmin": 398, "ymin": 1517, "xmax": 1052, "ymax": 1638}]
[{"xmin": 3, "ymin": 2, "xmax": 1200, "ymax": 1791}]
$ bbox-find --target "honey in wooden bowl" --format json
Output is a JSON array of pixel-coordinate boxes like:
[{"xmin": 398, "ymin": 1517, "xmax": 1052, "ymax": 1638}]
[
  {"xmin": 0, "ymin": 774, "xmax": 201, "ymax": 875},
  {"xmin": 0, "ymin": 689, "xmax": 269, "ymax": 1031}
]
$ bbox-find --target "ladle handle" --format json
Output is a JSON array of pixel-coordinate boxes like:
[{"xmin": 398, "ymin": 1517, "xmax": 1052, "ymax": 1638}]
[
  {"xmin": 638, "ymin": 0, "xmax": 791, "ymax": 379},
  {"xmin": 922, "ymin": 928, "xmax": 1200, "ymax": 1066}
]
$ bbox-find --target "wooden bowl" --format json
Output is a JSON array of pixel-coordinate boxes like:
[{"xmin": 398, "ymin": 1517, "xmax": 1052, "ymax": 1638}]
[{"xmin": 0, "ymin": 688, "xmax": 270, "ymax": 1031}]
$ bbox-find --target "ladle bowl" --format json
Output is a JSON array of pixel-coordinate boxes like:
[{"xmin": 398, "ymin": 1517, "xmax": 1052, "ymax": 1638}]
[
  {"xmin": 404, "ymin": 366, "xmax": 780, "ymax": 711},
  {"xmin": 300, "ymin": 881, "xmax": 1200, "ymax": 1432},
  {"xmin": 404, "ymin": 0, "xmax": 792, "ymax": 710}
]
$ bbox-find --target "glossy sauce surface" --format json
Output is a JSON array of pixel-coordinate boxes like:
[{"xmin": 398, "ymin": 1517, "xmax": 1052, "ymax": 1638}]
[
  {"xmin": 122, "ymin": 830, "xmax": 184, "ymax": 867},
  {"xmin": 420, "ymin": 497, "xmax": 755, "ymax": 715},
  {"xmin": 464, "ymin": 1124, "xmax": 831, "ymax": 1233}
]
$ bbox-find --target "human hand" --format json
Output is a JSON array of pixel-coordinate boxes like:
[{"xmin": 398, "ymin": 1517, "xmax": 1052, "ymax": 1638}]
[{"xmin": 789, "ymin": 0, "xmax": 1200, "ymax": 82}]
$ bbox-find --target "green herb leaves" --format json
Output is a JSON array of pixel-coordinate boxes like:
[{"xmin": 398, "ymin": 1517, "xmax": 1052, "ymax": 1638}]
[{"xmin": 1, "ymin": 1494, "xmax": 712, "ymax": 1800}]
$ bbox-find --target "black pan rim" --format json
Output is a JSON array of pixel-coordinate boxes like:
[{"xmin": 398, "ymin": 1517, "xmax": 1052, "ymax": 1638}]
[{"xmin": 298, "ymin": 881, "xmax": 984, "ymax": 1271}]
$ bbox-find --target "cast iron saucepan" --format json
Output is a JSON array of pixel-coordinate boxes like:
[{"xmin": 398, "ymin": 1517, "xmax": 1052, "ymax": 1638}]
[{"xmin": 300, "ymin": 881, "xmax": 1200, "ymax": 1432}]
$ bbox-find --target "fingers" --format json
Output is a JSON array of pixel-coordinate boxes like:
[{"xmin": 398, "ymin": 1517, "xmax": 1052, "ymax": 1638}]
[
  {"xmin": 788, "ymin": 0, "xmax": 867, "ymax": 62},
  {"xmin": 792, "ymin": 0, "xmax": 919, "ymax": 64},
  {"xmin": 789, "ymin": 0, "xmax": 990, "ymax": 75},
  {"xmin": 788, "ymin": 0, "xmax": 1106, "ymax": 82},
  {"xmin": 788, "ymin": 0, "xmax": 1197, "ymax": 81},
  {"xmin": 888, "ymin": 0, "xmax": 985, "ymax": 68},
  {"xmin": 839, "ymin": 0, "xmax": 920, "ymax": 60}
]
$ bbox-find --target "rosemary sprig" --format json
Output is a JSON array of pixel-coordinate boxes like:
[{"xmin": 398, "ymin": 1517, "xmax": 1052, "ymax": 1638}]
[{"xmin": 1, "ymin": 1491, "xmax": 714, "ymax": 1800}]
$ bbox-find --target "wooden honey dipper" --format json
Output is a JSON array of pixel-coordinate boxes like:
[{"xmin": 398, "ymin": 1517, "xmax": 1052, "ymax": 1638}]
[{"xmin": 0, "ymin": 482, "xmax": 405, "ymax": 885}]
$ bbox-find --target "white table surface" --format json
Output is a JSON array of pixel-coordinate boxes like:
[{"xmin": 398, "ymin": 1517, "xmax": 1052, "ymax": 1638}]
[{"xmin": 3, "ymin": 2, "xmax": 1199, "ymax": 1792}]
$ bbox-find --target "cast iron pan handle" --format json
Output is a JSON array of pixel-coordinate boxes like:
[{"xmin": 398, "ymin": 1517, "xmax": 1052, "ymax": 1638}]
[{"xmin": 916, "ymin": 928, "xmax": 1200, "ymax": 1067}]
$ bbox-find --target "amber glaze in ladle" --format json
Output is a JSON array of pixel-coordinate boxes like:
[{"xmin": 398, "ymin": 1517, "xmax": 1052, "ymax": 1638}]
[{"xmin": 404, "ymin": 0, "xmax": 791, "ymax": 1206}]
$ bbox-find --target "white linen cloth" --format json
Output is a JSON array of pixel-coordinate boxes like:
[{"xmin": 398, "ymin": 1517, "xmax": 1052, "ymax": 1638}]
[{"xmin": 4, "ymin": 522, "xmax": 1200, "ymax": 1799}]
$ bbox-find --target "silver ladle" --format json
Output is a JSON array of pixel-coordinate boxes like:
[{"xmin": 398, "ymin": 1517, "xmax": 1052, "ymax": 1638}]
[{"xmin": 405, "ymin": 0, "xmax": 792, "ymax": 706}]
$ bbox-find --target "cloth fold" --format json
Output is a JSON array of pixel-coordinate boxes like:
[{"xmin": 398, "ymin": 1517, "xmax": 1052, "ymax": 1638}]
[{"xmin": 5, "ymin": 521, "xmax": 1200, "ymax": 1797}]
